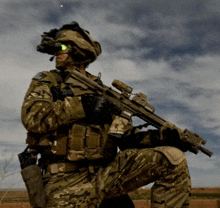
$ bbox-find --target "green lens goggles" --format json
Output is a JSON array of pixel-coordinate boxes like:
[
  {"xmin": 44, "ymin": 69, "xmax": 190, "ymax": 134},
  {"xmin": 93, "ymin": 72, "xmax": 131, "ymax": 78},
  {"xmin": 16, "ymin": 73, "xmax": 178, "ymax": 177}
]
[{"xmin": 61, "ymin": 44, "xmax": 68, "ymax": 51}]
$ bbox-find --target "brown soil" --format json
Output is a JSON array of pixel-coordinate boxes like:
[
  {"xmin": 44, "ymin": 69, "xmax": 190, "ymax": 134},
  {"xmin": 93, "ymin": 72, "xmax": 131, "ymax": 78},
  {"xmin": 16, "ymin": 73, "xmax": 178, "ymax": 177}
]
[
  {"xmin": 0, "ymin": 203, "xmax": 31, "ymax": 208},
  {"xmin": 0, "ymin": 188, "xmax": 219, "ymax": 207},
  {"xmin": 1, "ymin": 200, "xmax": 219, "ymax": 208},
  {"xmin": 192, "ymin": 188, "xmax": 220, "ymax": 194}
]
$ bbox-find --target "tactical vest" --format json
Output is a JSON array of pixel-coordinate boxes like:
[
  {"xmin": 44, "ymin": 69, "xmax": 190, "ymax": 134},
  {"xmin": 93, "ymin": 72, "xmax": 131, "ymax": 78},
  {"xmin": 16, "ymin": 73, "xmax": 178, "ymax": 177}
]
[{"xmin": 26, "ymin": 69, "xmax": 116, "ymax": 161}]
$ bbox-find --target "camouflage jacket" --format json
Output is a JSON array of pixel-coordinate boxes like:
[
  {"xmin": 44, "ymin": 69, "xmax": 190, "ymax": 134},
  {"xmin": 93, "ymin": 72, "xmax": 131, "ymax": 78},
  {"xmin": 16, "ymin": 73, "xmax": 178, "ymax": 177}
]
[{"xmin": 21, "ymin": 68, "xmax": 133, "ymax": 162}]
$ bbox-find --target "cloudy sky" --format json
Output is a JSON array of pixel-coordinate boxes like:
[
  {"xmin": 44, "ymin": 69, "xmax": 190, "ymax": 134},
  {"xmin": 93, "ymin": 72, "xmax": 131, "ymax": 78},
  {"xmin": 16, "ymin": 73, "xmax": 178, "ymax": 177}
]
[{"xmin": 0, "ymin": 0, "xmax": 220, "ymax": 189}]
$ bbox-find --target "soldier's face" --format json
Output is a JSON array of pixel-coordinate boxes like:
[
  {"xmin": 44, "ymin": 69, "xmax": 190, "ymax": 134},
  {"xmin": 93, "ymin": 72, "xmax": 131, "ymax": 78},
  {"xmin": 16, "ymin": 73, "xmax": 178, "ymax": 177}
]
[{"xmin": 54, "ymin": 43, "xmax": 73, "ymax": 70}]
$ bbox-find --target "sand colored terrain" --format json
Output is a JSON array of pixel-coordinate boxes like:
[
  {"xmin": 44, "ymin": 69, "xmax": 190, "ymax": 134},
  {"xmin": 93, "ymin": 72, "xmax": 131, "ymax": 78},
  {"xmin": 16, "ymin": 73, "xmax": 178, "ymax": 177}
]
[{"xmin": 0, "ymin": 188, "xmax": 219, "ymax": 208}]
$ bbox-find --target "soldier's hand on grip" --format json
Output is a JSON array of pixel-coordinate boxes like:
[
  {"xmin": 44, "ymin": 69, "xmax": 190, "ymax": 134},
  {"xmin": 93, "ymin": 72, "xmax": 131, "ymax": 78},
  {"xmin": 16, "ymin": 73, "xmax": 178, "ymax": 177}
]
[
  {"xmin": 160, "ymin": 122, "xmax": 189, "ymax": 152},
  {"xmin": 81, "ymin": 94, "xmax": 120, "ymax": 124},
  {"xmin": 18, "ymin": 150, "xmax": 37, "ymax": 170}
]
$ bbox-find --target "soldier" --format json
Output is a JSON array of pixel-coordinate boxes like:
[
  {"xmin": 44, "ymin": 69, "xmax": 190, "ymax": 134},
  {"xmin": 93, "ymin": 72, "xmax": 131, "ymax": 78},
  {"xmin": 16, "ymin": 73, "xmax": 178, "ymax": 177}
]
[{"xmin": 21, "ymin": 21, "xmax": 191, "ymax": 208}]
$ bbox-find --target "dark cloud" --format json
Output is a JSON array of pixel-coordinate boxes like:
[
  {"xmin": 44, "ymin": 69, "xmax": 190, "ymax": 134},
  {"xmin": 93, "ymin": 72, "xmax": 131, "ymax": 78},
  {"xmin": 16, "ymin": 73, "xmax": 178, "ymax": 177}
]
[
  {"xmin": 186, "ymin": 16, "xmax": 220, "ymax": 53},
  {"xmin": 0, "ymin": 1, "xmax": 82, "ymax": 32},
  {"xmin": 175, "ymin": 82, "xmax": 220, "ymax": 99},
  {"xmin": 43, "ymin": 10, "xmax": 62, "ymax": 25},
  {"xmin": 168, "ymin": 56, "xmax": 195, "ymax": 71},
  {"xmin": 138, "ymin": 16, "xmax": 220, "ymax": 60},
  {"xmin": 102, "ymin": 0, "xmax": 220, "ymax": 61},
  {"xmin": 3, "ymin": 0, "xmax": 219, "ymax": 62},
  {"xmin": 43, "ymin": 2, "xmax": 82, "ymax": 24},
  {"xmin": 60, "ymin": 1, "xmax": 82, "ymax": 12}
]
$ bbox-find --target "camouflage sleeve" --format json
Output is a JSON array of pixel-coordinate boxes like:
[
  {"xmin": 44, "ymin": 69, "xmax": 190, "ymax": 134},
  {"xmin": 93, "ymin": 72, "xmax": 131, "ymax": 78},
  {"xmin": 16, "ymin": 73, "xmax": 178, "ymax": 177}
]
[
  {"xmin": 21, "ymin": 78, "xmax": 85, "ymax": 133},
  {"xmin": 118, "ymin": 130, "xmax": 160, "ymax": 150}
]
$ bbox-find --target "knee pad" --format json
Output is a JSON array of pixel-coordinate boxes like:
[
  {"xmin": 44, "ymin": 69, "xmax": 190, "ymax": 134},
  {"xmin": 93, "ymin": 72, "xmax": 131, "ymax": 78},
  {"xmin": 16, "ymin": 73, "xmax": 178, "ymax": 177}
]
[{"xmin": 154, "ymin": 146, "xmax": 186, "ymax": 165}]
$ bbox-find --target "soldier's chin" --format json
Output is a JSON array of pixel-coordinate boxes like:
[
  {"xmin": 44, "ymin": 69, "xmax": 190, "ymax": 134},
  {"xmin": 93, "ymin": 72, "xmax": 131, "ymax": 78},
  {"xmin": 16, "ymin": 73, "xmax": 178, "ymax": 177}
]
[{"xmin": 56, "ymin": 63, "xmax": 65, "ymax": 71}]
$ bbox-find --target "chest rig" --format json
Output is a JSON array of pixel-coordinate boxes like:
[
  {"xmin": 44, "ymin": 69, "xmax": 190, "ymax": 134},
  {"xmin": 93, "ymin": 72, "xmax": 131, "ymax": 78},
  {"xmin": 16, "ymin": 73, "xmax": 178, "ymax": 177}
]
[{"xmin": 32, "ymin": 69, "xmax": 115, "ymax": 161}]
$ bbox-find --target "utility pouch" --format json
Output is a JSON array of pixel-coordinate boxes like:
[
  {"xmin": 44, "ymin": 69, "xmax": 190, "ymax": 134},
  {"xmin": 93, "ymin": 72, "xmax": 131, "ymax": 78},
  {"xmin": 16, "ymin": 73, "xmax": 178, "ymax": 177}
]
[
  {"xmin": 85, "ymin": 126, "xmax": 103, "ymax": 160},
  {"xmin": 86, "ymin": 125, "xmax": 102, "ymax": 148},
  {"xmin": 21, "ymin": 165, "xmax": 46, "ymax": 208},
  {"xmin": 68, "ymin": 124, "xmax": 86, "ymax": 161},
  {"xmin": 51, "ymin": 135, "xmax": 68, "ymax": 155},
  {"xmin": 69, "ymin": 124, "xmax": 86, "ymax": 150}
]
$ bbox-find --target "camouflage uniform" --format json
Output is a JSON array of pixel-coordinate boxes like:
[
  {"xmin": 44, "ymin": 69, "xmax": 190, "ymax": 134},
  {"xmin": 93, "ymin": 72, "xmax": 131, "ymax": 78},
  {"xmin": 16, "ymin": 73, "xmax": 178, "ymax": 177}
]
[
  {"xmin": 21, "ymin": 68, "xmax": 191, "ymax": 208},
  {"xmin": 21, "ymin": 21, "xmax": 191, "ymax": 208}
]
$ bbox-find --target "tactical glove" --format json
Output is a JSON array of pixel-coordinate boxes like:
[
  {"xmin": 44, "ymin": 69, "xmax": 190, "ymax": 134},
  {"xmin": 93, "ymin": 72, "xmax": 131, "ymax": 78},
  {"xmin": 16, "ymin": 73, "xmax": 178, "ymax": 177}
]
[
  {"xmin": 160, "ymin": 122, "xmax": 189, "ymax": 152},
  {"xmin": 18, "ymin": 148, "xmax": 37, "ymax": 170},
  {"xmin": 81, "ymin": 94, "xmax": 120, "ymax": 124}
]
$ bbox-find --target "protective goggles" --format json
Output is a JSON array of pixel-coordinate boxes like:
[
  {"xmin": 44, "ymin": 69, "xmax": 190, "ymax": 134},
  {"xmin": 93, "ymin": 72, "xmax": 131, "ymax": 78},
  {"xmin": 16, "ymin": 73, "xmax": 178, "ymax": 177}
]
[{"xmin": 61, "ymin": 44, "xmax": 68, "ymax": 51}]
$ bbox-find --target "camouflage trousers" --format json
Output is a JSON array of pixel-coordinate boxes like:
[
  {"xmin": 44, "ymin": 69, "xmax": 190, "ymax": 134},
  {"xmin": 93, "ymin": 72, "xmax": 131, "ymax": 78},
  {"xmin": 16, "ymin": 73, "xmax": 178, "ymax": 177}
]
[{"xmin": 43, "ymin": 147, "xmax": 191, "ymax": 208}]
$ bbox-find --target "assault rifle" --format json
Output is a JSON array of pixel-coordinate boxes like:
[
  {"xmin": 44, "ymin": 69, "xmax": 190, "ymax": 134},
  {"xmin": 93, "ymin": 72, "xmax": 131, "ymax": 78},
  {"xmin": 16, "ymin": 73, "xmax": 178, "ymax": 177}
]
[{"xmin": 70, "ymin": 70, "xmax": 213, "ymax": 157}]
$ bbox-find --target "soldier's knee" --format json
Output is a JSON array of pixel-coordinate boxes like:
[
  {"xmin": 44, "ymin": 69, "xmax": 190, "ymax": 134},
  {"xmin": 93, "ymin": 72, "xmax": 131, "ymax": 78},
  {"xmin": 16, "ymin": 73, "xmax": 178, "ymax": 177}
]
[
  {"xmin": 152, "ymin": 147, "xmax": 191, "ymax": 197},
  {"xmin": 154, "ymin": 146, "xmax": 186, "ymax": 165}
]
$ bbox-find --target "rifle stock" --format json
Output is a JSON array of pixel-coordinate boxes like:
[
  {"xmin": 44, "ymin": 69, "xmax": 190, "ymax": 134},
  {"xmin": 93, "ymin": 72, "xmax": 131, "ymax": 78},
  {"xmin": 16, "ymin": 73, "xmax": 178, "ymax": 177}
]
[{"xmin": 70, "ymin": 70, "xmax": 213, "ymax": 157}]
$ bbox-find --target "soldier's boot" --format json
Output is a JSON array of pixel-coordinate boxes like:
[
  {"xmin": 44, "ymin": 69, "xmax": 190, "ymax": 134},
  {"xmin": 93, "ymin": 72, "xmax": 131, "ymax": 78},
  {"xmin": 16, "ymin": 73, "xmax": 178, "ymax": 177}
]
[{"xmin": 99, "ymin": 194, "xmax": 135, "ymax": 208}]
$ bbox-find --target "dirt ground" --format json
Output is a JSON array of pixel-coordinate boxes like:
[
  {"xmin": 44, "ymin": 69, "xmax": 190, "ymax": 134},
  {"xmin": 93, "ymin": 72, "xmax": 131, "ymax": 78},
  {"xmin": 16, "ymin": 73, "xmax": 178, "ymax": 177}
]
[
  {"xmin": 0, "ymin": 188, "xmax": 219, "ymax": 208},
  {"xmin": 192, "ymin": 188, "xmax": 220, "ymax": 194},
  {"xmin": 0, "ymin": 203, "xmax": 31, "ymax": 208},
  {"xmin": 0, "ymin": 200, "xmax": 219, "ymax": 208}
]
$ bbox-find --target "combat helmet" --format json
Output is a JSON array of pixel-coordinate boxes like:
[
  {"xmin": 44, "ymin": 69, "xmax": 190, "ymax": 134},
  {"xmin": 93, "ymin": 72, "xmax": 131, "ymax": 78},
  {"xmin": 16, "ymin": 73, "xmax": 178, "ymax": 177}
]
[{"xmin": 37, "ymin": 21, "xmax": 101, "ymax": 64}]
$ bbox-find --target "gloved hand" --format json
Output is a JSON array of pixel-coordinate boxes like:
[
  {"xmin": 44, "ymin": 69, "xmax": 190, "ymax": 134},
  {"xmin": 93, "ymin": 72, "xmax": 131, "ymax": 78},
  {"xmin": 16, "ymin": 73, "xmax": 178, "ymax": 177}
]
[
  {"xmin": 160, "ymin": 122, "xmax": 181, "ymax": 140},
  {"xmin": 18, "ymin": 151, "xmax": 37, "ymax": 170},
  {"xmin": 160, "ymin": 122, "xmax": 188, "ymax": 151},
  {"xmin": 81, "ymin": 94, "xmax": 121, "ymax": 124}
]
